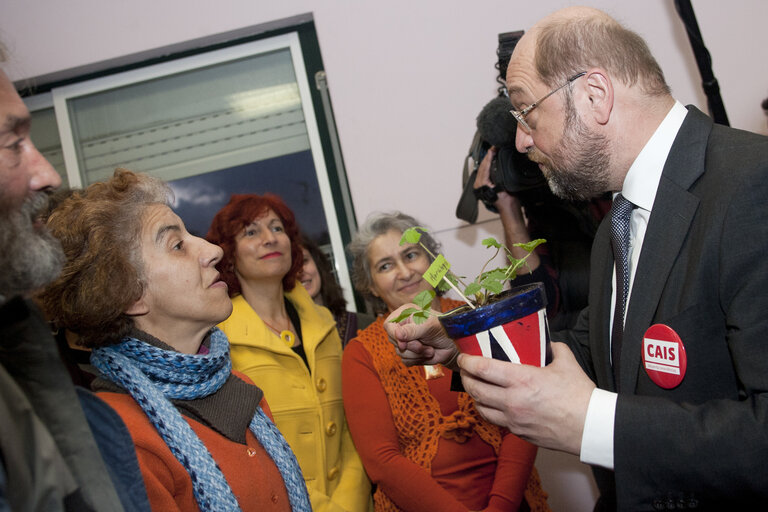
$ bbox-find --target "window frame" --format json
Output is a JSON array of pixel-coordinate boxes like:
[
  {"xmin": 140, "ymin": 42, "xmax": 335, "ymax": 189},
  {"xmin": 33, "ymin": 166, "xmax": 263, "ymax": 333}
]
[{"xmin": 19, "ymin": 17, "xmax": 362, "ymax": 311}]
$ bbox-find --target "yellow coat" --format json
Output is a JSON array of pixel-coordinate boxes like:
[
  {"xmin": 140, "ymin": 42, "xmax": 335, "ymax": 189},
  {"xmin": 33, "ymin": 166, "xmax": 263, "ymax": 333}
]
[{"xmin": 219, "ymin": 285, "xmax": 372, "ymax": 512}]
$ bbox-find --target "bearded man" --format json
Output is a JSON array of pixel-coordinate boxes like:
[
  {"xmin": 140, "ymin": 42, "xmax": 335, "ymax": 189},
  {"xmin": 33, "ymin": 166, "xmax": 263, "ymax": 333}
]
[
  {"xmin": 386, "ymin": 6, "xmax": 768, "ymax": 510},
  {"xmin": 0, "ymin": 47, "xmax": 148, "ymax": 511}
]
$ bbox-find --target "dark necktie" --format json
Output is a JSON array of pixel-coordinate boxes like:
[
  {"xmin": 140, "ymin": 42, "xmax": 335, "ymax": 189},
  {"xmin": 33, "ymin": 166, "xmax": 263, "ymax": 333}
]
[{"xmin": 610, "ymin": 193, "xmax": 634, "ymax": 386}]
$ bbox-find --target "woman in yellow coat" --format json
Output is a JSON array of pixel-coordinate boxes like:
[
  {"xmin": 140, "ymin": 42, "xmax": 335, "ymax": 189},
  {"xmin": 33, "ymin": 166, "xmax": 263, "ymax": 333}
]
[{"xmin": 208, "ymin": 193, "xmax": 372, "ymax": 512}]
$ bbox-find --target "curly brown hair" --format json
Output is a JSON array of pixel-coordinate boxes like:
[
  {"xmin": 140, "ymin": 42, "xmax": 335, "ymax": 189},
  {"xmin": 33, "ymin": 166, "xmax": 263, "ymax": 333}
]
[
  {"xmin": 206, "ymin": 193, "xmax": 303, "ymax": 297},
  {"xmin": 38, "ymin": 168, "xmax": 171, "ymax": 347}
]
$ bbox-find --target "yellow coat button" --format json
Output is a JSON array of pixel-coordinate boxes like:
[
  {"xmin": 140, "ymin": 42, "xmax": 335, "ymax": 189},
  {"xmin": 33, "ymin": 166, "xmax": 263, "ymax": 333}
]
[
  {"xmin": 327, "ymin": 466, "xmax": 339, "ymax": 480},
  {"xmin": 316, "ymin": 378, "xmax": 327, "ymax": 392},
  {"xmin": 246, "ymin": 447, "xmax": 257, "ymax": 457},
  {"xmin": 325, "ymin": 422, "xmax": 337, "ymax": 436}
]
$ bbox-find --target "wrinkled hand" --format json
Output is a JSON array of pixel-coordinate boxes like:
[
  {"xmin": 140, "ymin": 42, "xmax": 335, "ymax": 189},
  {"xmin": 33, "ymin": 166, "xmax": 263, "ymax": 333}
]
[
  {"xmin": 458, "ymin": 342, "xmax": 595, "ymax": 455},
  {"xmin": 384, "ymin": 304, "xmax": 459, "ymax": 369}
]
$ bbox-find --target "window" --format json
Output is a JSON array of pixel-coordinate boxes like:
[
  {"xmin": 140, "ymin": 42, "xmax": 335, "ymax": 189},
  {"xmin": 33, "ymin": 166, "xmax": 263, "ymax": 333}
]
[
  {"xmin": 22, "ymin": 17, "xmax": 360, "ymax": 309},
  {"xmin": 27, "ymin": 93, "xmax": 67, "ymax": 187}
]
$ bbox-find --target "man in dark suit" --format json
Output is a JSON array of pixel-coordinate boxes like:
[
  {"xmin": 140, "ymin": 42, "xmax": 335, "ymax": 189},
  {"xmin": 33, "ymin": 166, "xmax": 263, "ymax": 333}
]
[{"xmin": 385, "ymin": 6, "xmax": 768, "ymax": 510}]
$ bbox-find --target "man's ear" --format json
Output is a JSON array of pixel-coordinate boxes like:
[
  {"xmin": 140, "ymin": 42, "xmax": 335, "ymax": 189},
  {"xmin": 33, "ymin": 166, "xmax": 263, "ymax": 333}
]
[
  {"xmin": 125, "ymin": 294, "xmax": 149, "ymax": 316},
  {"xmin": 582, "ymin": 68, "xmax": 613, "ymax": 125}
]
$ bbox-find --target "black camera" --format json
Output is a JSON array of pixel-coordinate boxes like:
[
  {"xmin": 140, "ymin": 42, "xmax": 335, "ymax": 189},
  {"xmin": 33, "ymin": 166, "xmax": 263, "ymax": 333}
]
[{"xmin": 456, "ymin": 31, "xmax": 547, "ymax": 223}]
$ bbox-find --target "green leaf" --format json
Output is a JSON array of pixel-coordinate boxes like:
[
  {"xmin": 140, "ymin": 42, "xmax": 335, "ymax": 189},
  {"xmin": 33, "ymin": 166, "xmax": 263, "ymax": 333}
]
[
  {"xmin": 464, "ymin": 282, "xmax": 481, "ymax": 296},
  {"xmin": 412, "ymin": 311, "xmax": 430, "ymax": 325},
  {"xmin": 388, "ymin": 307, "xmax": 421, "ymax": 323},
  {"xmin": 482, "ymin": 237, "xmax": 502, "ymax": 249},
  {"xmin": 513, "ymin": 238, "xmax": 546, "ymax": 253},
  {"xmin": 480, "ymin": 268, "xmax": 507, "ymax": 282},
  {"xmin": 389, "ymin": 234, "xmax": 546, "ymax": 312},
  {"xmin": 477, "ymin": 269, "xmax": 505, "ymax": 294},
  {"xmin": 437, "ymin": 273, "xmax": 458, "ymax": 292},
  {"xmin": 400, "ymin": 227, "xmax": 424, "ymax": 245},
  {"xmin": 483, "ymin": 279, "xmax": 505, "ymax": 295},
  {"xmin": 413, "ymin": 289, "xmax": 436, "ymax": 309}
]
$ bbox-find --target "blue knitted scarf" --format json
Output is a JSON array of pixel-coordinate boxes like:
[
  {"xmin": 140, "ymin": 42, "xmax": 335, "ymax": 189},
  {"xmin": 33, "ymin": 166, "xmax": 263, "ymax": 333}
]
[{"xmin": 90, "ymin": 328, "xmax": 311, "ymax": 512}]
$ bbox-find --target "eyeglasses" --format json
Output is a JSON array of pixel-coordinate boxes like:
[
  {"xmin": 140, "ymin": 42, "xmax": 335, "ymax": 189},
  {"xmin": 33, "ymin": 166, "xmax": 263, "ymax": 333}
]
[{"xmin": 510, "ymin": 71, "xmax": 586, "ymax": 132}]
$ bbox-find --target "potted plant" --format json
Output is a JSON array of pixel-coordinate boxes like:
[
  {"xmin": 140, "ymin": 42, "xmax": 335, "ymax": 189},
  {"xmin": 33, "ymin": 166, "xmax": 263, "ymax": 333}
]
[{"xmin": 390, "ymin": 227, "xmax": 552, "ymax": 367}]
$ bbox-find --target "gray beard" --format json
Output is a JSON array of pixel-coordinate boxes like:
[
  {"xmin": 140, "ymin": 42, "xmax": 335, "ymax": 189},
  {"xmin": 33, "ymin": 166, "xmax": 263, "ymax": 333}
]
[
  {"xmin": 0, "ymin": 192, "xmax": 64, "ymax": 303},
  {"xmin": 529, "ymin": 99, "xmax": 611, "ymax": 202}
]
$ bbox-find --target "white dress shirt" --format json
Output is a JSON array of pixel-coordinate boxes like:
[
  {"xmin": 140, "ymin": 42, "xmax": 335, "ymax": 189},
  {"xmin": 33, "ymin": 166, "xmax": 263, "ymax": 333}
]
[{"xmin": 579, "ymin": 101, "xmax": 688, "ymax": 469}]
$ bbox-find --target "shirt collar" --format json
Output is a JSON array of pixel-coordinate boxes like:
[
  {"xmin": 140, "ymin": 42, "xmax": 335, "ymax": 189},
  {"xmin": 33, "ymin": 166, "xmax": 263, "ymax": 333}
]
[{"xmin": 619, "ymin": 101, "xmax": 688, "ymax": 211}]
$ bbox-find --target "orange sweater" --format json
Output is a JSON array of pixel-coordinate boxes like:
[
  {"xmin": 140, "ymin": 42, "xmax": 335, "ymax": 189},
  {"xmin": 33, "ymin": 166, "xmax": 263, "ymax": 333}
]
[
  {"xmin": 98, "ymin": 373, "xmax": 292, "ymax": 512},
  {"xmin": 342, "ymin": 299, "xmax": 548, "ymax": 512}
]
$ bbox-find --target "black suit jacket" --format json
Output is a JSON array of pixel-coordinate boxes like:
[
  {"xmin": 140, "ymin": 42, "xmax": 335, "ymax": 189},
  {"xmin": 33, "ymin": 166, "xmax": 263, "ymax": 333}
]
[{"xmin": 563, "ymin": 106, "xmax": 768, "ymax": 511}]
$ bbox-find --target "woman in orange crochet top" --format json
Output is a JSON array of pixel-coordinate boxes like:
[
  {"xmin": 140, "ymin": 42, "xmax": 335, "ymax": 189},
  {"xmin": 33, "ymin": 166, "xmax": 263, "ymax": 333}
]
[{"xmin": 343, "ymin": 212, "xmax": 550, "ymax": 512}]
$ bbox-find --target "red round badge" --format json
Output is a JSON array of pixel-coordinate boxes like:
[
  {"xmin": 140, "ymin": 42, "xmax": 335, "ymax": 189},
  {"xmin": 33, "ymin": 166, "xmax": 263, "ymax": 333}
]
[{"xmin": 641, "ymin": 324, "xmax": 686, "ymax": 389}]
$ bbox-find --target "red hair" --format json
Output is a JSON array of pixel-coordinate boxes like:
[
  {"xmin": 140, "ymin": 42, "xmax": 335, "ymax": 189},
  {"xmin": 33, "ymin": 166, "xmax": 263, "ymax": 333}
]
[{"xmin": 206, "ymin": 194, "xmax": 303, "ymax": 297}]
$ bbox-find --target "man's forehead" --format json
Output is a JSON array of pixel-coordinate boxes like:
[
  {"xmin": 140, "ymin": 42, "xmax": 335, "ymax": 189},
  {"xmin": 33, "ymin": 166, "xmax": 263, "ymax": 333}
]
[
  {"xmin": 0, "ymin": 71, "xmax": 30, "ymax": 128},
  {"xmin": 505, "ymin": 62, "xmax": 541, "ymax": 101},
  {"xmin": 504, "ymin": 33, "xmax": 540, "ymax": 99}
]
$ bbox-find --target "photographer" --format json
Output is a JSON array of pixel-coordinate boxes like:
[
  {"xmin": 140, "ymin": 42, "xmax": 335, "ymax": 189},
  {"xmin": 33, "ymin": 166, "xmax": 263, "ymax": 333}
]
[
  {"xmin": 471, "ymin": 147, "xmax": 562, "ymax": 327},
  {"xmin": 465, "ymin": 98, "xmax": 606, "ymax": 331},
  {"xmin": 458, "ymin": 30, "xmax": 607, "ymax": 331},
  {"xmin": 474, "ymin": 147, "xmax": 541, "ymax": 268}
]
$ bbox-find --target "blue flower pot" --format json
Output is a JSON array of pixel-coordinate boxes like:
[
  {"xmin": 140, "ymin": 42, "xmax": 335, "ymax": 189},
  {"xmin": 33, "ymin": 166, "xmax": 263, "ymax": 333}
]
[{"xmin": 439, "ymin": 282, "xmax": 552, "ymax": 367}]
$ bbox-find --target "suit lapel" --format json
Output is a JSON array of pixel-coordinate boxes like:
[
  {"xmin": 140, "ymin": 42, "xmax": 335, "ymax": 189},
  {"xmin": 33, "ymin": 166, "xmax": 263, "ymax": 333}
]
[
  {"xmin": 590, "ymin": 221, "xmax": 617, "ymax": 390},
  {"xmin": 619, "ymin": 107, "xmax": 712, "ymax": 391}
]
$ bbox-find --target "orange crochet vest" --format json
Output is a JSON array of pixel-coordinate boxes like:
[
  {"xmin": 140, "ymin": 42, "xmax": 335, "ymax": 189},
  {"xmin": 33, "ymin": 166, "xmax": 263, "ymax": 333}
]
[{"xmin": 359, "ymin": 299, "xmax": 503, "ymax": 510}]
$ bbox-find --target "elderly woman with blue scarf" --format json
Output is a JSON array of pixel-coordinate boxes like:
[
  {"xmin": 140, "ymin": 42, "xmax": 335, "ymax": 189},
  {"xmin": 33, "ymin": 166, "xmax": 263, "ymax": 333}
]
[{"xmin": 39, "ymin": 169, "xmax": 310, "ymax": 512}]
